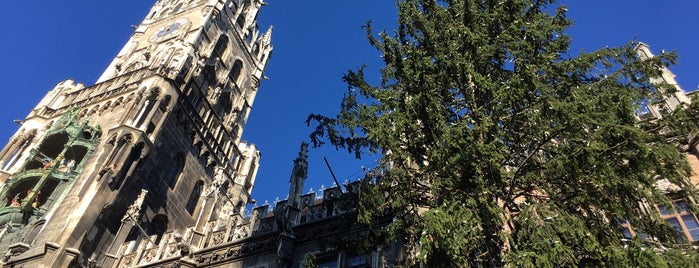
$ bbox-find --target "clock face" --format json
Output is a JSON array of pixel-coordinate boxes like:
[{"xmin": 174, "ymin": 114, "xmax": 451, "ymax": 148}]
[{"xmin": 149, "ymin": 18, "xmax": 189, "ymax": 43}]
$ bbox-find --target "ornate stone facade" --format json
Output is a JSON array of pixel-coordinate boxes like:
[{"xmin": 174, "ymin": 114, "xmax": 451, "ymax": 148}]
[
  {"xmin": 0, "ymin": 0, "xmax": 270, "ymax": 266},
  {"xmin": 0, "ymin": 1, "xmax": 402, "ymax": 267}
]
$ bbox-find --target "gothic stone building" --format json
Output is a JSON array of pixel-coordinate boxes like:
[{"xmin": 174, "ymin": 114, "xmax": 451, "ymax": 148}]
[
  {"xmin": 0, "ymin": 0, "xmax": 403, "ymax": 267},
  {"xmin": 623, "ymin": 43, "xmax": 699, "ymax": 242},
  {"xmin": 1, "ymin": 0, "xmax": 695, "ymax": 267}
]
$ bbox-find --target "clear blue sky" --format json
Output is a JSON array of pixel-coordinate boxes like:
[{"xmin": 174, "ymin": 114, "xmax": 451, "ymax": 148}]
[{"xmin": 1, "ymin": 1, "xmax": 698, "ymax": 206}]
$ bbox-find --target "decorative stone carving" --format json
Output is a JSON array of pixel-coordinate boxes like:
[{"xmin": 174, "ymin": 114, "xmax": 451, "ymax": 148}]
[
  {"xmin": 209, "ymin": 230, "xmax": 225, "ymax": 246},
  {"xmin": 122, "ymin": 189, "xmax": 148, "ymax": 222}
]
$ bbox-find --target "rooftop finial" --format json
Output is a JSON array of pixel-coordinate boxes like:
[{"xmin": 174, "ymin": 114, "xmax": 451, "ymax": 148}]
[{"xmin": 286, "ymin": 142, "xmax": 309, "ymax": 209}]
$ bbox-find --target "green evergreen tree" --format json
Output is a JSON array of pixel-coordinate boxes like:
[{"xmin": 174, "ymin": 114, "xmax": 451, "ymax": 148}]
[{"xmin": 307, "ymin": 0, "xmax": 699, "ymax": 266}]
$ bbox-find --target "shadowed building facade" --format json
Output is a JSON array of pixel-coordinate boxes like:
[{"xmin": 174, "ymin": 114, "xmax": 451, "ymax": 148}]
[
  {"xmin": 0, "ymin": 0, "xmax": 270, "ymax": 266},
  {"xmin": 0, "ymin": 0, "xmax": 403, "ymax": 267}
]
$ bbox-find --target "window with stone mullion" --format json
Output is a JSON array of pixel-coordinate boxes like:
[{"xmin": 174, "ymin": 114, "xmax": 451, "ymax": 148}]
[{"xmin": 658, "ymin": 199, "xmax": 699, "ymax": 242}]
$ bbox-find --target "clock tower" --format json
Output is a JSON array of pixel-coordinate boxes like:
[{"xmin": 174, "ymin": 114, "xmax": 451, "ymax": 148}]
[{"xmin": 0, "ymin": 0, "xmax": 271, "ymax": 267}]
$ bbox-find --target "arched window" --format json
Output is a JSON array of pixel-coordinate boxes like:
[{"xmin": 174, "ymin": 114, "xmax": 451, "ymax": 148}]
[
  {"xmin": 159, "ymin": 95, "xmax": 171, "ymax": 112},
  {"xmin": 251, "ymin": 44, "xmax": 259, "ymax": 56},
  {"xmin": 102, "ymin": 101, "xmax": 112, "ymax": 112},
  {"xmin": 105, "ymin": 134, "xmax": 131, "ymax": 167},
  {"xmin": 236, "ymin": 13, "xmax": 246, "ymax": 28},
  {"xmin": 78, "ymin": 109, "xmax": 88, "ymax": 119},
  {"xmin": 229, "ymin": 60, "xmax": 243, "ymax": 85},
  {"xmin": 113, "ymin": 97, "xmax": 123, "ymax": 108},
  {"xmin": 172, "ymin": 3, "xmax": 183, "ymax": 14},
  {"xmin": 111, "ymin": 142, "xmax": 144, "ymax": 190},
  {"xmin": 186, "ymin": 181, "xmax": 204, "ymax": 214},
  {"xmin": 89, "ymin": 105, "xmax": 100, "ymax": 116},
  {"xmin": 164, "ymin": 154, "xmax": 184, "ymax": 188},
  {"xmin": 160, "ymin": 8, "xmax": 171, "ymax": 17},
  {"xmin": 151, "ymin": 214, "xmax": 169, "ymax": 244},
  {"xmin": 212, "ymin": 35, "xmax": 229, "ymax": 60},
  {"xmin": 134, "ymin": 89, "xmax": 160, "ymax": 128}
]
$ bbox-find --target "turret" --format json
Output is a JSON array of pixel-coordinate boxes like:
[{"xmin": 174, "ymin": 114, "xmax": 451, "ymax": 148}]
[{"xmin": 635, "ymin": 42, "xmax": 691, "ymax": 119}]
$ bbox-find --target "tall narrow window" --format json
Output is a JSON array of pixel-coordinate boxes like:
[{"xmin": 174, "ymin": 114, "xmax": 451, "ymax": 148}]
[
  {"xmin": 229, "ymin": 60, "xmax": 243, "ymax": 86},
  {"xmin": 236, "ymin": 13, "xmax": 246, "ymax": 28},
  {"xmin": 251, "ymin": 44, "xmax": 259, "ymax": 56},
  {"xmin": 164, "ymin": 155, "xmax": 184, "ymax": 188},
  {"xmin": 212, "ymin": 36, "xmax": 229, "ymax": 60},
  {"xmin": 147, "ymin": 95, "xmax": 171, "ymax": 137},
  {"xmin": 105, "ymin": 134, "xmax": 130, "ymax": 168},
  {"xmin": 186, "ymin": 181, "xmax": 204, "ymax": 214},
  {"xmin": 187, "ymin": 84, "xmax": 202, "ymax": 108}
]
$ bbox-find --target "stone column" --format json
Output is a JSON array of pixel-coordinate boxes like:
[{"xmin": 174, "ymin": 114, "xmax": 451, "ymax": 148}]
[{"xmin": 137, "ymin": 97, "xmax": 163, "ymax": 131}]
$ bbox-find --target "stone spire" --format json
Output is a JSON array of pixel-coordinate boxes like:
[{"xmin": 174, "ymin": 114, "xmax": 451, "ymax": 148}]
[
  {"xmin": 260, "ymin": 25, "xmax": 273, "ymax": 46},
  {"xmin": 286, "ymin": 143, "xmax": 308, "ymax": 209}
]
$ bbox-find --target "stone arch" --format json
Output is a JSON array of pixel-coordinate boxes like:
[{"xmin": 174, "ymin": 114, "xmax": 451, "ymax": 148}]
[
  {"xmin": 78, "ymin": 109, "xmax": 88, "ymax": 119},
  {"xmin": 147, "ymin": 10, "xmax": 158, "ymax": 20},
  {"xmin": 122, "ymin": 60, "xmax": 144, "ymax": 74},
  {"xmin": 88, "ymin": 105, "xmax": 100, "ymax": 117},
  {"xmin": 104, "ymin": 134, "xmax": 118, "ymax": 148},
  {"xmin": 113, "ymin": 97, "xmax": 124, "ymax": 108},
  {"xmin": 125, "ymin": 93, "xmax": 136, "ymax": 104},
  {"xmin": 23, "ymin": 132, "xmax": 69, "ymax": 170},
  {"xmin": 101, "ymin": 101, "xmax": 112, "ymax": 113},
  {"xmin": 104, "ymin": 133, "xmax": 134, "ymax": 169},
  {"xmin": 160, "ymin": 8, "xmax": 172, "ymax": 17},
  {"xmin": 151, "ymin": 214, "xmax": 169, "ymax": 244},
  {"xmin": 23, "ymin": 219, "xmax": 46, "ymax": 244},
  {"xmin": 110, "ymin": 141, "xmax": 144, "ymax": 190}
]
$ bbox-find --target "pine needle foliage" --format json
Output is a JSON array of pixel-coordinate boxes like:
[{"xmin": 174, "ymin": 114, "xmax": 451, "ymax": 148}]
[{"xmin": 306, "ymin": 0, "xmax": 699, "ymax": 266}]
